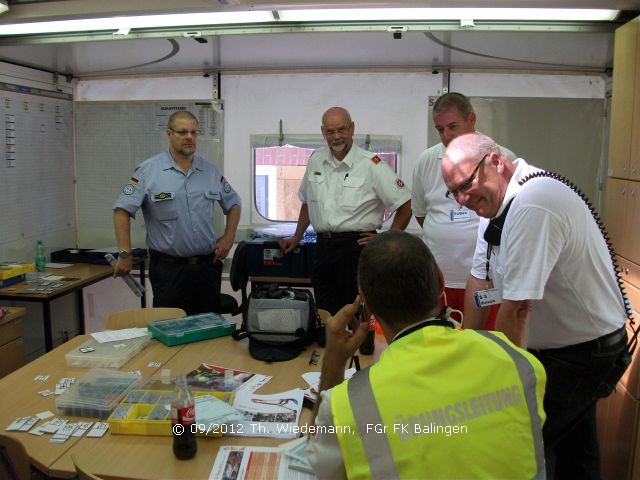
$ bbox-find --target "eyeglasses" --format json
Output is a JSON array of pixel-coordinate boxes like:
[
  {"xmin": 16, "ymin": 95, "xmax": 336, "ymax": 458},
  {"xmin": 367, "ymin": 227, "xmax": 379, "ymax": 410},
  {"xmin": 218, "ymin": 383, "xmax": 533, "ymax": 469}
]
[
  {"xmin": 170, "ymin": 128, "xmax": 199, "ymax": 137},
  {"xmin": 445, "ymin": 154, "xmax": 488, "ymax": 200},
  {"xmin": 324, "ymin": 125, "xmax": 351, "ymax": 137}
]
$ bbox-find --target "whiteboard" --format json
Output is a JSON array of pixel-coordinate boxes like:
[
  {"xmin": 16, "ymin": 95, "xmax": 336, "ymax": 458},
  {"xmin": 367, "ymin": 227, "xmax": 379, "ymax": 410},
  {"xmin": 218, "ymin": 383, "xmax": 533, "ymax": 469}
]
[
  {"xmin": 0, "ymin": 88, "xmax": 75, "ymax": 261},
  {"xmin": 74, "ymin": 101, "xmax": 223, "ymax": 248}
]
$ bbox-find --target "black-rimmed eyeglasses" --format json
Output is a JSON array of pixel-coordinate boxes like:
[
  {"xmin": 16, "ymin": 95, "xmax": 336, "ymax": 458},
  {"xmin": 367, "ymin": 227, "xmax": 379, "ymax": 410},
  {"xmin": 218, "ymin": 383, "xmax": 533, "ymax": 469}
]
[
  {"xmin": 445, "ymin": 154, "xmax": 488, "ymax": 200},
  {"xmin": 170, "ymin": 128, "xmax": 199, "ymax": 137}
]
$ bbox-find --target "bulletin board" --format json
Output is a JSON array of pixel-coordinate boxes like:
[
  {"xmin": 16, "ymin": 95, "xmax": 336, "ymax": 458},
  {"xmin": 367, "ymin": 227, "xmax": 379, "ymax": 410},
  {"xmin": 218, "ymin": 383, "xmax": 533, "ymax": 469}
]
[
  {"xmin": 427, "ymin": 96, "xmax": 605, "ymax": 210},
  {"xmin": 0, "ymin": 86, "xmax": 75, "ymax": 249},
  {"xmin": 74, "ymin": 101, "xmax": 223, "ymax": 248}
]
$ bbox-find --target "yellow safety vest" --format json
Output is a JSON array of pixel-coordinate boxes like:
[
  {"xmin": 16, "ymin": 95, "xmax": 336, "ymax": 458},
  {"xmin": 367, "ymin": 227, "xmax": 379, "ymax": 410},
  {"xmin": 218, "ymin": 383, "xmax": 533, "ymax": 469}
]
[{"xmin": 331, "ymin": 323, "xmax": 546, "ymax": 480}]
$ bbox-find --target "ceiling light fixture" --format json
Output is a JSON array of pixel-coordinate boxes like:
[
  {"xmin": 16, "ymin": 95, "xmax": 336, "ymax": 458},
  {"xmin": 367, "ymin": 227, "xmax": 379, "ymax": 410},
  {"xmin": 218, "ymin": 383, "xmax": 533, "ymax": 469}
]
[
  {"xmin": 277, "ymin": 8, "xmax": 619, "ymax": 22},
  {"xmin": 0, "ymin": 0, "xmax": 9, "ymax": 16},
  {"xmin": 0, "ymin": 7, "xmax": 619, "ymax": 36},
  {"xmin": 0, "ymin": 11, "xmax": 274, "ymax": 35}
]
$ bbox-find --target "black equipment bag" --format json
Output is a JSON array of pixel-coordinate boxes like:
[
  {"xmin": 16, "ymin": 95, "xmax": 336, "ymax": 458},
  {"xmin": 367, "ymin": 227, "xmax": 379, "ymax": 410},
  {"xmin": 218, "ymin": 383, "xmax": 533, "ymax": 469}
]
[{"xmin": 232, "ymin": 284, "xmax": 319, "ymax": 362}]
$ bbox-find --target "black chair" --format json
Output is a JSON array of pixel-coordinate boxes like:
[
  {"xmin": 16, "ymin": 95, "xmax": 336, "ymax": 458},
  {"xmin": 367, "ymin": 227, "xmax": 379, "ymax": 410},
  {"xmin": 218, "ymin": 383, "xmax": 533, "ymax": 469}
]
[{"xmin": 218, "ymin": 241, "xmax": 249, "ymax": 316}]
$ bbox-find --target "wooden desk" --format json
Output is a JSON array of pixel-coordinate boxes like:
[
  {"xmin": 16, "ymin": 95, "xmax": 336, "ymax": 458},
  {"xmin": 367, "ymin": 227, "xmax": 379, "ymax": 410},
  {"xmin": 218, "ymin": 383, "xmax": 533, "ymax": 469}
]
[
  {"xmin": 1, "ymin": 333, "xmax": 385, "ymax": 479},
  {"xmin": 0, "ymin": 261, "xmax": 146, "ymax": 351}
]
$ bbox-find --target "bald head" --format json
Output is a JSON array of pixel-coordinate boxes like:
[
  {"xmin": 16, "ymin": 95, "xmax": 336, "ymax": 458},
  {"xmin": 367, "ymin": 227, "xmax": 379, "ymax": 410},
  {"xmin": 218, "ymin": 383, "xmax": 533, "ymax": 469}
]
[
  {"xmin": 322, "ymin": 107, "xmax": 352, "ymax": 125},
  {"xmin": 441, "ymin": 133, "xmax": 515, "ymax": 218}
]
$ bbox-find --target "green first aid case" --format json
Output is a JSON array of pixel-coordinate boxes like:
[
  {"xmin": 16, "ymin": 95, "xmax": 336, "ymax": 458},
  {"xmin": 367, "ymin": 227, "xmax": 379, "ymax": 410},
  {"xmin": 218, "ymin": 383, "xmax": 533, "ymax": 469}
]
[{"xmin": 147, "ymin": 313, "xmax": 236, "ymax": 346}]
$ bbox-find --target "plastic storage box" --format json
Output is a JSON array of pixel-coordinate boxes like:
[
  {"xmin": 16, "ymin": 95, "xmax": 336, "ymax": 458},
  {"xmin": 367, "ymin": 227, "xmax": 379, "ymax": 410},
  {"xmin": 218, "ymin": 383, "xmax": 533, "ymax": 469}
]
[
  {"xmin": 148, "ymin": 313, "xmax": 236, "ymax": 347},
  {"xmin": 65, "ymin": 333, "xmax": 152, "ymax": 368},
  {"xmin": 0, "ymin": 263, "xmax": 35, "ymax": 281},
  {"xmin": 108, "ymin": 382, "xmax": 234, "ymax": 436},
  {"xmin": 56, "ymin": 368, "xmax": 141, "ymax": 419}
]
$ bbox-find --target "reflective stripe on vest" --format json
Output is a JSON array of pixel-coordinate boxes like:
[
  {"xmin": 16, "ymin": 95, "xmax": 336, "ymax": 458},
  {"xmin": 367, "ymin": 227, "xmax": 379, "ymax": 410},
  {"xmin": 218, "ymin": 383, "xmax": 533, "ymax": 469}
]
[
  {"xmin": 475, "ymin": 330, "xmax": 546, "ymax": 480},
  {"xmin": 345, "ymin": 330, "xmax": 545, "ymax": 480},
  {"xmin": 348, "ymin": 366, "xmax": 399, "ymax": 480}
]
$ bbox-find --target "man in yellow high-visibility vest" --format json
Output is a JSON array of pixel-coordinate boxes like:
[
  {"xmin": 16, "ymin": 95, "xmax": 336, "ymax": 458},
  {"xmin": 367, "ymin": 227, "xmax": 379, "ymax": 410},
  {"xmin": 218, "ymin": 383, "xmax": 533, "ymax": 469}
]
[{"xmin": 307, "ymin": 230, "xmax": 547, "ymax": 479}]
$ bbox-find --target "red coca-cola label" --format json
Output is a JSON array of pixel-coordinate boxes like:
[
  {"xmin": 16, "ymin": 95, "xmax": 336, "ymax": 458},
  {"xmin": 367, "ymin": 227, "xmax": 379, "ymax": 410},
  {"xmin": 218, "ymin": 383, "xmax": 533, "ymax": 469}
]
[{"xmin": 172, "ymin": 405, "xmax": 195, "ymax": 426}]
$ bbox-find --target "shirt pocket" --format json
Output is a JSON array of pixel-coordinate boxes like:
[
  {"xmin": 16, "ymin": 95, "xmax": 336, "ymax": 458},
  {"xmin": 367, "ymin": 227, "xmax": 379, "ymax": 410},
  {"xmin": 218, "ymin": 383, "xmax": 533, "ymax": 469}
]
[
  {"xmin": 307, "ymin": 174, "xmax": 326, "ymax": 202},
  {"xmin": 205, "ymin": 190, "xmax": 222, "ymax": 201},
  {"xmin": 342, "ymin": 175, "xmax": 365, "ymax": 208},
  {"xmin": 149, "ymin": 191, "xmax": 177, "ymax": 221}
]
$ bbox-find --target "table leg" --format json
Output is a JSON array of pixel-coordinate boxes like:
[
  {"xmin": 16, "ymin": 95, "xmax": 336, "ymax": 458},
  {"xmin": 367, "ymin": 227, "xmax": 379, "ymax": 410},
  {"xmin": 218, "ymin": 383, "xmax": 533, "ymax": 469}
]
[
  {"xmin": 77, "ymin": 288, "xmax": 85, "ymax": 335},
  {"xmin": 43, "ymin": 301, "xmax": 53, "ymax": 352}
]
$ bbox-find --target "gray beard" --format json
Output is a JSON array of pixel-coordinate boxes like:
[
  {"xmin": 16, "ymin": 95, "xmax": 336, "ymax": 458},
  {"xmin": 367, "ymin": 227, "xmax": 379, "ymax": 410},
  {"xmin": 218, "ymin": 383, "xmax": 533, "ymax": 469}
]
[{"xmin": 331, "ymin": 143, "xmax": 347, "ymax": 154}]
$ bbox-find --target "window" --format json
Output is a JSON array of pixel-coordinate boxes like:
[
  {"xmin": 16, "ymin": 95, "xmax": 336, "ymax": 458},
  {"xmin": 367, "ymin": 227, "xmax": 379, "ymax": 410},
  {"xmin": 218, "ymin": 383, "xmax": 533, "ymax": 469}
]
[{"xmin": 252, "ymin": 134, "xmax": 401, "ymax": 222}]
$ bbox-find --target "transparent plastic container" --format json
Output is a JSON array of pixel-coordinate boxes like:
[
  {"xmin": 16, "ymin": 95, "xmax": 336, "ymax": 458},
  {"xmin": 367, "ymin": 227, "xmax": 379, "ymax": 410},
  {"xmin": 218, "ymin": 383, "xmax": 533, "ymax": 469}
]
[
  {"xmin": 56, "ymin": 368, "xmax": 141, "ymax": 419},
  {"xmin": 65, "ymin": 333, "xmax": 152, "ymax": 368}
]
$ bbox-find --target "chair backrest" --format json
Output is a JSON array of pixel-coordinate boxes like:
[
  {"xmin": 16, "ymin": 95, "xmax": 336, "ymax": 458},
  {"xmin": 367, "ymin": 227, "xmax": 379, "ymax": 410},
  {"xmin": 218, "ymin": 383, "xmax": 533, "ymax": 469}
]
[
  {"xmin": 105, "ymin": 307, "xmax": 186, "ymax": 329},
  {"xmin": 0, "ymin": 433, "xmax": 32, "ymax": 480},
  {"xmin": 72, "ymin": 454, "xmax": 103, "ymax": 480},
  {"xmin": 229, "ymin": 240, "xmax": 249, "ymax": 307}
]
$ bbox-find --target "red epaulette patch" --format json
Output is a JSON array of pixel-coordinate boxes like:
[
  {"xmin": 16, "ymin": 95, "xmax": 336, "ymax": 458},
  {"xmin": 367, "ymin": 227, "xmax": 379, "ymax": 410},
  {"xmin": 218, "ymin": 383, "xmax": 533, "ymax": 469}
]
[{"xmin": 371, "ymin": 155, "xmax": 382, "ymax": 164}]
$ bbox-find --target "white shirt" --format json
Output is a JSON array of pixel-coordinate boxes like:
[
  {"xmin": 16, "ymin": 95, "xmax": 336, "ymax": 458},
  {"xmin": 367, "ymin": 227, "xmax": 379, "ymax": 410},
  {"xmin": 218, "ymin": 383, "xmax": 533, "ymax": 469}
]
[
  {"xmin": 412, "ymin": 143, "xmax": 516, "ymax": 288},
  {"xmin": 298, "ymin": 145, "xmax": 410, "ymax": 232},
  {"xmin": 472, "ymin": 158, "xmax": 627, "ymax": 349}
]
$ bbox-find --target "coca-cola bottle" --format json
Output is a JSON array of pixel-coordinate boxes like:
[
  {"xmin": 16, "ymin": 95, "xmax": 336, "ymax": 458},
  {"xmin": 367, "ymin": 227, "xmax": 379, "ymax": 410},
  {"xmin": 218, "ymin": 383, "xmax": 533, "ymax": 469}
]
[{"xmin": 171, "ymin": 373, "xmax": 197, "ymax": 460}]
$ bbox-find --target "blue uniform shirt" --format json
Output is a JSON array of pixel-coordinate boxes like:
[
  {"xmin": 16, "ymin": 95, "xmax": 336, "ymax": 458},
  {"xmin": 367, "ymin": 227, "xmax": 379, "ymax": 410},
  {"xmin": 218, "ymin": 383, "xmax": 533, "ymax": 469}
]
[{"xmin": 113, "ymin": 151, "xmax": 241, "ymax": 257}]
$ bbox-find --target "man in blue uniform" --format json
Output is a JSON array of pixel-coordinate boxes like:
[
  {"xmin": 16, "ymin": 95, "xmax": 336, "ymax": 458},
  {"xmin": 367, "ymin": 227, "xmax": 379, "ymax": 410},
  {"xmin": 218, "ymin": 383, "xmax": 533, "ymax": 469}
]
[{"xmin": 113, "ymin": 110, "xmax": 241, "ymax": 315}]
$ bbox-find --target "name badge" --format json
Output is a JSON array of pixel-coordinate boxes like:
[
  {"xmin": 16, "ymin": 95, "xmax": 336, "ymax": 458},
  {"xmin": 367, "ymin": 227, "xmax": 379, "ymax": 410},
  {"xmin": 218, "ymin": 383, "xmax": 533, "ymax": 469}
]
[
  {"xmin": 474, "ymin": 288, "xmax": 502, "ymax": 308},
  {"xmin": 153, "ymin": 192, "xmax": 175, "ymax": 202},
  {"xmin": 450, "ymin": 209, "xmax": 471, "ymax": 222}
]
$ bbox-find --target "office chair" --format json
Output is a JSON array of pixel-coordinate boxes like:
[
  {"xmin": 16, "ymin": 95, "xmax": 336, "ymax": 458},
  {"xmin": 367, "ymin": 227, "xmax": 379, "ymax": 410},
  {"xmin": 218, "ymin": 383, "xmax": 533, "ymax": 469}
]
[
  {"xmin": 71, "ymin": 454, "xmax": 103, "ymax": 480},
  {"xmin": 0, "ymin": 433, "xmax": 32, "ymax": 480},
  {"xmin": 217, "ymin": 241, "xmax": 249, "ymax": 316},
  {"xmin": 104, "ymin": 307, "xmax": 186, "ymax": 329}
]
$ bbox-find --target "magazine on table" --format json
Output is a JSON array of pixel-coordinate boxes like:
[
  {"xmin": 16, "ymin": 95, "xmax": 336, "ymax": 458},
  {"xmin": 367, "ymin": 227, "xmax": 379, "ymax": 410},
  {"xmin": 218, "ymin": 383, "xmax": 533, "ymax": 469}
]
[
  {"xmin": 186, "ymin": 363, "xmax": 271, "ymax": 394},
  {"xmin": 229, "ymin": 388, "xmax": 304, "ymax": 439},
  {"xmin": 209, "ymin": 441, "xmax": 316, "ymax": 480}
]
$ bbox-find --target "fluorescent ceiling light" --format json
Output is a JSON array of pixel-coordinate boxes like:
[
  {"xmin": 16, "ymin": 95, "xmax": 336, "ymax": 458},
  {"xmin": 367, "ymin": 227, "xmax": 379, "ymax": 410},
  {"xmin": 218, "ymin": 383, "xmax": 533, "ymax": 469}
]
[
  {"xmin": 277, "ymin": 8, "xmax": 619, "ymax": 22},
  {"xmin": 0, "ymin": 7, "xmax": 619, "ymax": 36},
  {"xmin": 0, "ymin": 11, "xmax": 273, "ymax": 35},
  {"xmin": 0, "ymin": 0, "xmax": 8, "ymax": 15}
]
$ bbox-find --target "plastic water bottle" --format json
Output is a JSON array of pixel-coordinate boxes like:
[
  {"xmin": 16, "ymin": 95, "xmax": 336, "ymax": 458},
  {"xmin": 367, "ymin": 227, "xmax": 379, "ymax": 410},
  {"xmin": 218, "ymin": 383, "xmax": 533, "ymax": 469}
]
[
  {"xmin": 104, "ymin": 253, "xmax": 145, "ymax": 297},
  {"xmin": 171, "ymin": 373, "xmax": 197, "ymax": 460},
  {"xmin": 35, "ymin": 240, "xmax": 46, "ymax": 272}
]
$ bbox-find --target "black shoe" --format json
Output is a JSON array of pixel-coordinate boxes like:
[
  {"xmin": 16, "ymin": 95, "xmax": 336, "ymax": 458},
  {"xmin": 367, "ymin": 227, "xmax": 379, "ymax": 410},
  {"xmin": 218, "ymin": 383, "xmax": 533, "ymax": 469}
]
[{"xmin": 359, "ymin": 330, "xmax": 375, "ymax": 355}]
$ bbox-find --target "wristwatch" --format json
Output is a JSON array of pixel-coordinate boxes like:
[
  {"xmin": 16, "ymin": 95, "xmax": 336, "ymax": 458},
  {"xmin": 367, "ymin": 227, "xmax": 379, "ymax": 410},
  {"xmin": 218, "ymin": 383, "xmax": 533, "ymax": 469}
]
[{"xmin": 119, "ymin": 250, "xmax": 131, "ymax": 259}]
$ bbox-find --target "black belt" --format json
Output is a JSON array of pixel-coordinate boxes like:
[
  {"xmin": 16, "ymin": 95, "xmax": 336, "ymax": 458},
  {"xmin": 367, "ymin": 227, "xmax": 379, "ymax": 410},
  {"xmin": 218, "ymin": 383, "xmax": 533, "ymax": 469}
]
[
  {"xmin": 316, "ymin": 231, "xmax": 375, "ymax": 240},
  {"xmin": 531, "ymin": 326, "xmax": 628, "ymax": 354},
  {"xmin": 149, "ymin": 249, "xmax": 214, "ymax": 265}
]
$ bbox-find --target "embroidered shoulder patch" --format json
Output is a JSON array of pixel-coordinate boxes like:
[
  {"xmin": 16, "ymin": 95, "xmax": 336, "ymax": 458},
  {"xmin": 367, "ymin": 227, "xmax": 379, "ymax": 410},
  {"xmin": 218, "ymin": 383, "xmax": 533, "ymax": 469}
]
[
  {"xmin": 371, "ymin": 155, "xmax": 382, "ymax": 164},
  {"xmin": 396, "ymin": 179, "xmax": 405, "ymax": 188},
  {"xmin": 123, "ymin": 184, "xmax": 135, "ymax": 195}
]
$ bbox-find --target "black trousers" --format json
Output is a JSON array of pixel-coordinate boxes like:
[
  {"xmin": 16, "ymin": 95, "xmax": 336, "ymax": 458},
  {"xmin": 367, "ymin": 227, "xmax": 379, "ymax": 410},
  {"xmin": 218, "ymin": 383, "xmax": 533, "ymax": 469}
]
[
  {"xmin": 149, "ymin": 253, "xmax": 222, "ymax": 316},
  {"xmin": 530, "ymin": 326, "xmax": 629, "ymax": 480},
  {"xmin": 311, "ymin": 237, "xmax": 365, "ymax": 315}
]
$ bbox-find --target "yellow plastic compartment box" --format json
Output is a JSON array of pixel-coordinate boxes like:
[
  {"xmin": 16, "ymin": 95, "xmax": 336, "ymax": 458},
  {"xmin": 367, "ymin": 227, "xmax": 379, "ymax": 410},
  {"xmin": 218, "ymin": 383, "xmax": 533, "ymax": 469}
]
[
  {"xmin": 0, "ymin": 263, "xmax": 35, "ymax": 280},
  {"xmin": 108, "ymin": 386, "xmax": 234, "ymax": 437}
]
